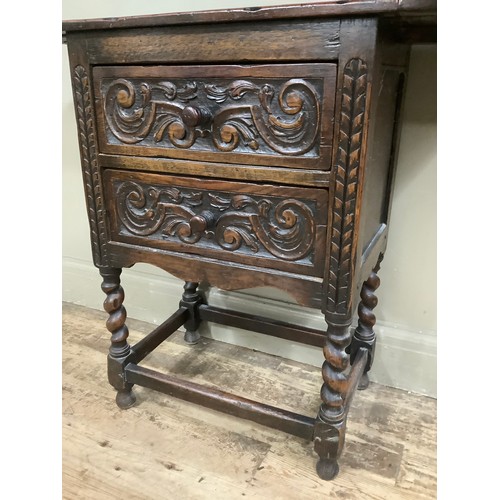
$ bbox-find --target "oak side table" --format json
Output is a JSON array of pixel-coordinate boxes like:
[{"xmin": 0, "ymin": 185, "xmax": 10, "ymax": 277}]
[{"xmin": 63, "ymin": 0, "xmax": 436, "ymax": 480}]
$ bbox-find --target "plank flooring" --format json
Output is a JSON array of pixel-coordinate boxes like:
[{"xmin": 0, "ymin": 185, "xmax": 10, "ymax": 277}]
[{"xmin": 62, "ymin": 302, "xmax": 436, "ymax": 499}]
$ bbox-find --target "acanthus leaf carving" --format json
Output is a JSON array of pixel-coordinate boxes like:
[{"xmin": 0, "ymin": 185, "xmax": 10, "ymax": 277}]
[
  {"xmin": 102, "ymin": 76, "xmax": 321, "ymax": 157},
  {"xmin": 73, "ymin": 65, "xmax": 107, "ymax": 266},
  {"xmin": 208, "ymin": 193, "xmax": 232, "ymax": 211},
  {"xmin": 327, "ymin": 58, "xmax": 368, "ymax": 318},
  {"xmin": 205, "ymin": 80, "xmax": 260, "ymax": 103},
  {"xmin": 114, "ymin": 181, "xmax": 316, "ymax": 262}
]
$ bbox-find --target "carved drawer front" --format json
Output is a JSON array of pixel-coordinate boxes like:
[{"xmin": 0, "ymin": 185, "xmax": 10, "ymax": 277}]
[
  {"xmin": 103, "ymin": 169, "xmax": 328, "ymax": 276},
  {"xmin": 93, "ymin": 64, "xmax": 336, "ymax": 170}
]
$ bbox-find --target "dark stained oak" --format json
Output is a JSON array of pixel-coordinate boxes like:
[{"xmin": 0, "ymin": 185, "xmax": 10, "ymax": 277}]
[
  {"xmin": 102, "ymin": 169, "xmax": 328, "ymax": 277},
  {"xmin": 69, "ymin": 20, "xmax": 342, "ymax": 65},
  {"xmin": 106, "ymin": 243, "xmax": 325, "ymax": 309},
  {"xmin": 198, "ymin": 304, "xmax": 326, "ymax": 348},
  {"xmin": 93, "ymin": 63, "xmax": 337, "ymax": 169},
  {"xmin": 350, "ymin": 254, "xmax": 384, "ymax": 390},
  {"xmin": 179, "ymin": 282, "xmax": 204, "ymax": 345},
  {"xmin": 98, "ymin": 154, "xmax": 331, "ymax": 187},
  {"xmin": 130, "ymin": 307, "xmax": 189, "ymax": 362},
  {"xmin": 62, "ymin": 0, "xmax": 436, "ymax": 34},
  {"xmin": 99, "ymin": 267, "xmax": 136, "ymax": 409},
  {"xmin": 64, "ymin": 0, "xmax": 436, "ymax": 482},
  {"xmin": 125, "ymin": 363, "xmax": 316, "ymax": 440}
]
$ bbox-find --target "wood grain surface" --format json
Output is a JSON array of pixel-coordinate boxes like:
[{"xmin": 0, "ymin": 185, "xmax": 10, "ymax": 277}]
[
  {"xmin": 93, "ymin": 63, "xmax": 336, "ymax": 169},
  {"xmin": 62, "ymin": 1, "xmax": 437, "ymax": 34},
  {"xmin": 62, "ymin": 302, "xmax": 436, "ymax": 499},
  {"xmin": 103, "ymin": 169, "xmax": 328, "ymax": 276}
]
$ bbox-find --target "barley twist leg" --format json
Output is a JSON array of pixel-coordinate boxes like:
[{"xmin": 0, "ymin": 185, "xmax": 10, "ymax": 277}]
[{"xmin": 100, "ymin": 267, "xmax": 136, "ymax": 409}]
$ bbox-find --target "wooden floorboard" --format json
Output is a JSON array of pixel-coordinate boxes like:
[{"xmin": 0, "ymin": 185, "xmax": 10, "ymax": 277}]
[{"xmin": 62, "ymin": 302, "xmax": 436, "ymax": 499}]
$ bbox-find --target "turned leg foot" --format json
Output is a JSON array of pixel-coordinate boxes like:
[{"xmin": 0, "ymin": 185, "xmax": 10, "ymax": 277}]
[
  {"xmin": 313, "ymin": 322, "xmax": 352, "ymax": 480},
  {"xmin": 184, "ymin": 330, "xmax": 200, "ymax": 345},
  {"xmin": 179, "ymin": 281, "xmax": 203, "ymax": 345},
  {"xmin": 116, "ymin": 387, "xmax": 136, "ymax": 409},
  {"xmin": 357, "ymin": 372, "xmax": 370, "ymax": 391},
  {"xmin": 100, "ymin": 267, "xmax": 135, "ymax": 406},
  {"xmin": 316, "ymin": 458, "xmax": 340, "ymax": 481}
]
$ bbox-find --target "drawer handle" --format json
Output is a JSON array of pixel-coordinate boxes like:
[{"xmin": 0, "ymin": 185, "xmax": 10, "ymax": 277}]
[
  {"xmin": 181, "ymin": 106, "xmax": 213, "ymax": 128},
  {"xmin": 189, "ymin": 210, "xmax": 218, "ymax": 233}
]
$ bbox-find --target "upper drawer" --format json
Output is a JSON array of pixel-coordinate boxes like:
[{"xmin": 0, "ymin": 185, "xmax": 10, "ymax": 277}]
[{"xmin": 93, "ymin": 64, "xmax": 336, "ymax": 170}]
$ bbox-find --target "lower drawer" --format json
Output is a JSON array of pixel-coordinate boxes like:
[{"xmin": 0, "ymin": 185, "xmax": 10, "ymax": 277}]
[{"xmin": 103, "ymin": 169, "xmax": 328, "ymax": 276}]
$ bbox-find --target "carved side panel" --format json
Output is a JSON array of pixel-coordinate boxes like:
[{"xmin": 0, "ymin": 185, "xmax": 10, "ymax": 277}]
[
  {"xmin": 93, "ymin": 64, "xmax": 337, "ymax": 169},
  {"xmin": 73, "ymin": 65, "xmax": 107, "ymax": 267},
  {"xmin": 326, "ymin": 58, "xmax": 368, "ymax": 319}
]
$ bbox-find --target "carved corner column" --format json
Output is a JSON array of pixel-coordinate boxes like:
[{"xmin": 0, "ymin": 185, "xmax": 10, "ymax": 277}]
[
  {"xmin": 179, "ymin": 282, "xmax": 204, "ymax": 344},
  {"xmin": 72, "ymin": 64, "xmax": 108, "ymax": 268},
  {"xmin": 100, "ymin": 267, "xmax": 136, "ymax": 409},
  {"xmin": 350, "ymin": 254, "xmax": 383, "ymax": 390},
  {"xmin": 314, "ymin": 56, "xmax": 369, "ymax": 480}
]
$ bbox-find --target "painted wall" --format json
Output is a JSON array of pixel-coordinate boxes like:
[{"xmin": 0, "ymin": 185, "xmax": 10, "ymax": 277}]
[{"xmin": 62, "ymin": 0, "xmax": 437, "ymax": 396}]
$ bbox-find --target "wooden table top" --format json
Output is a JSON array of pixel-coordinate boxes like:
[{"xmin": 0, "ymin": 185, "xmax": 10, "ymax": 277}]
[{"xmin": 62, "ymin": 0, "xmax": 437, "ymax": 34}]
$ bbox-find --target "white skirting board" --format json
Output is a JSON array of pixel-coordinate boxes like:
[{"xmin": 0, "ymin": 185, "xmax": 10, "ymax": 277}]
[{"xmin": 63, "ymin": 257, "xmax": 436, "ymax": 398}]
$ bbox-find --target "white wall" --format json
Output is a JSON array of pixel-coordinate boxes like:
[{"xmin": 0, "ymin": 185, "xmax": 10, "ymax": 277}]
[{"xmin": 62, "ymin": 1, "xmax": 436, "ymax": 396}]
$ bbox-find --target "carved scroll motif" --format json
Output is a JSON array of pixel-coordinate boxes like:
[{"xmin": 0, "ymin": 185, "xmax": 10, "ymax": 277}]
[
  {"xmin": 206, "ymin": 79, "xmax": 320, "ymax": 155},
  {"xmin": 326, "ymin": 58, "xmax": 368, "ymax": 318},
  {"xmin": 103, "ymin": 77, "xmax": 321, "ymax": 156},
  {"xmin": 115, "ymin": 181, "xmax": 316, "ymax": 262},
  {"xmin": 117, "ymin": 182, "xmax": 204, "ymax": 244},
  {"xmin": 105, "ymin": 79, "xmax": 200, "ymax": 148},
  {"xmin": 73, "ymin": 65, "xmax": 107, "ymax": 266}
]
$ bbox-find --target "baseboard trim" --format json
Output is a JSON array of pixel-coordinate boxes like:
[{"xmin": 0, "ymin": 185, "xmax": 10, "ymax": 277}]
[{"xmin": 63, "ymin": 257, "xmax": 436, "ymax": 397}]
